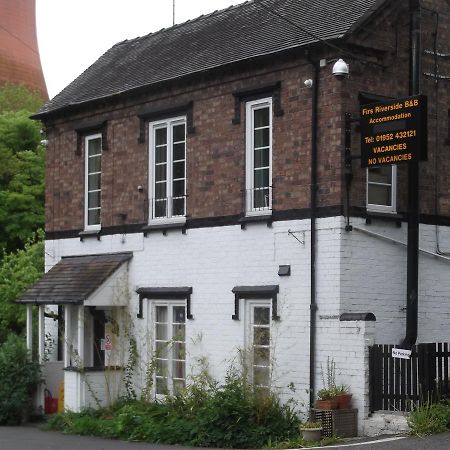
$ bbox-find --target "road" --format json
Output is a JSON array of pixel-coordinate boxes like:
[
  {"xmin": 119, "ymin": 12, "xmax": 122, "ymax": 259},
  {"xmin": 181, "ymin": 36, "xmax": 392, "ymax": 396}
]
[{"xmin": 0, "ymin": 426, "xmax": 450, "ymax": 450}]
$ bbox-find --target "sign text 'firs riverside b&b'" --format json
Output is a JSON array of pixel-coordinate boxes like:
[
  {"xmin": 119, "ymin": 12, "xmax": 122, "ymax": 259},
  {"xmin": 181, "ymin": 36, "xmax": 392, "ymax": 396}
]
[{"xmin": 360, "ymin": 95, "xmax": 427, "ymax": 168}]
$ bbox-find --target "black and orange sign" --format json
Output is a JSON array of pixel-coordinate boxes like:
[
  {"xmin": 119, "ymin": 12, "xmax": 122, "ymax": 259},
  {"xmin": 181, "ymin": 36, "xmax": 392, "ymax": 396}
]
[{"xmin": 360, "ymin": 95, "xmax": 427, "ymax": 168}]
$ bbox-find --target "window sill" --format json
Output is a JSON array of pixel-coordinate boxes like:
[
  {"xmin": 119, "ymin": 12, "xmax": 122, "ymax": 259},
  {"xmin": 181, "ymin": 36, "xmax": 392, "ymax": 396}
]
[
  {"xmin": 79, "ymin": 230, "xmax": 101, "ymax": 241},
  {"xmin": 64, "ymin": 365, "xmax": 123, "ymax": 372},
  {"xmin": 365, "ymin": 211, "xmax": 404, "ymax": 227},
  {"xmin": 143, "ymin": 218, "xmax": 187, "ymax": 236},
  {"xmin": 239, "ymin": 212, "xmax": 273, "ymax": 229}
]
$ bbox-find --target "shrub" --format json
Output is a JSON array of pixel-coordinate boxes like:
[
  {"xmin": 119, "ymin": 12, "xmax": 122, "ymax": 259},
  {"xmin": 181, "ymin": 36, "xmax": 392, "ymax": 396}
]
[
  {"xmin": 46, "ymin": 369, "xmax": 300, "ymax": 448},
  {"xmin": 0, "ymin": 334, "xmax": 40, "ymax": 424},
  {"xmin": 408, "ymin": 401, "xmax": 450, "ymax": 436}
]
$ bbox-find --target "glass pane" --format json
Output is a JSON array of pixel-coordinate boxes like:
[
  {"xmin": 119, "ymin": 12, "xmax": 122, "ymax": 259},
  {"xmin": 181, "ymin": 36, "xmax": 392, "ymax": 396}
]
[
  {"xmin": 155, "ymin": 200, "xmax": 167, "ymax": 218},
  {"xmin": 254, "ymin": 107, "xmax": 269, "ymax": 128},
  {"xmin": 173, "ymin": 143, "xmax": 185, "ymax": 161},
  {"xmin": 253, "ymin": 366, "xmax": 270, "ymax": 386},
  {"xmin": 172, "ymin": 124, "xmax": 185, "ymax": 143},
  {"xmin": 254, "ymin": 307, "xmax": 270, "ymax": 325},
  {"xmin": 173, "ymin": 360, "xmax": 185, "ymax": 379},
  {"xmin": 88, "ymin": 155, "xmax": 101, "ymax": 173},
  {"xmin": 88, "ymin": 209, "xmax": 100, "ymax": 226},
  {"xmin": 253, "ymin": 327, "xmax": 270, "ymax": 346},
  {"xmin": 368, "ymin": 184, "xmax": 392, "ymax": 206},
  {"xmin": 172, "ymin": 324, "xmax": 185, "ymax": 341},
  {"xmin": 173, "ymin": 379, "xmax": 185, "ymax": 394},
  {"xmin": 155, "ymin": 164, "xmax": 167, "ymax": 182},
  {"xmin": 155, "ymin": 128, "xmax": 167, "ymax": 146},
  {"xmin": 88, "ymin": 138, "xmax": 101, "ymax": 156},
  {"xmin": 156, "ymin": 359, "xmax": 167, "ymax": 376},
  {"xmin": 254, "ymin": 169, "xmax": 269, "ymax": 189},
  {"xmin": 155, "ymin": 341, "xmax": 168, "ymax": 359},
  {"xmin": 368, "ymin": 166, "xmax": 392, "ymax": 184},
  {"xmin": 254, "ymin": 128, "xmax": 269, "ymax": 148},
  {"xmin": 155, "ymin": 182, "xmax": 167, "ymax": 200},
  {"xmin": 156, "ymin": 323, "xmax": 168, "ymax": 340},
  {"xmin": 173, "ymin": 180, "xmax": 185, "ymax": 197},
  {"xmin": 254, "ymin": 188, "xmax": 269, "ymax": 209},
  {"xmin": 88, "ymin": 191, "xmax": 101, "ymax": 208},
  {"xmin": 156, "ymin": 376, "xmax": 168, "ymax": 395},
  {"xmin": 88, "ymin": 173, "xmax": 101, "ymax": 191},
  {"xmin": 156, "ymin": 306, "xmax": 168, "ymax": 323},
  {"xmin": 155, "ymin": 146, "xmax": 167, "ymax": 164},
  {"xmin": 173, "ymin": 161, "xmax": 185, "ymax": 180},
  {"xmin": 172, "ymin": 198, "xmax": 185, "ymax": 216},
  {"xmin": 254, "ymin": 347, "xmax": 270, "ymax": 366},
  {"xmin": 254, "ymin": 148, "xmax": 269, "ymax": 169},
  {"xmin": 173, "ymin": 306, "xmax": 186, "ymax": 323},
  {"xmin": 173, "ymin": 342, "xmax": 185, "ymax": 360}
]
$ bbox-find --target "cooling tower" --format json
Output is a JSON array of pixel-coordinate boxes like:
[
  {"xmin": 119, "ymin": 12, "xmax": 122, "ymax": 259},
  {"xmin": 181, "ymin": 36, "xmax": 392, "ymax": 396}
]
[{"xmin": 0, "ymin": 0, "xmax": 48, "ymax": 99}]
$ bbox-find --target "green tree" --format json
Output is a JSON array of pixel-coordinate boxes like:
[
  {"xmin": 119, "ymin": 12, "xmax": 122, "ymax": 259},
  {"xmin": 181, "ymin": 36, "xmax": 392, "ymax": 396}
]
[
  {"xmin": 0, "ymin": 85, "xmax": 44, "ymax": 253},
  {"xmin": 0, "ymin": 232, "xmax": 44, "ymax": 343}
]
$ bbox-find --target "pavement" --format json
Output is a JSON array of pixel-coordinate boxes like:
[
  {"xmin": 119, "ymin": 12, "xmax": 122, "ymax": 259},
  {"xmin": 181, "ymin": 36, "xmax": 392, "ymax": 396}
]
[{"xmin": 1, "ymin": 425, "xmax": 450, "ymax": 450}]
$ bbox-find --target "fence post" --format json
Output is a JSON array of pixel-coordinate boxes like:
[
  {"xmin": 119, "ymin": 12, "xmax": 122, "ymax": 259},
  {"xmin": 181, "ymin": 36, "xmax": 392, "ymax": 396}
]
[
  {"xmin": 369, "ymin": 345, "xmax": 383, "ymax": 412},
  {"xmin": 418, "ymin": 343, "xmax": 436, "ymax": 403}
]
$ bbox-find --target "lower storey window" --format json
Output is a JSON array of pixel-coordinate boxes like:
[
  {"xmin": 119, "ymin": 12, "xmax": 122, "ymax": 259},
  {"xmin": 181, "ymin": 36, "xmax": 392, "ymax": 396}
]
[
  {"xmin": 248, "ymin": 302, "xmax": 271, "ymax": 389},
  {"xmin": 154, "ymin": 302, "xmax": 186, "ymax": 395}
]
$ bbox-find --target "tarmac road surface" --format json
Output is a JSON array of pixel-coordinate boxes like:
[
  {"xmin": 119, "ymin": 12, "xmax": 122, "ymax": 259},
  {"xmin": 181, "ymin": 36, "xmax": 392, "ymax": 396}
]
[{"xmin": 1, "ymin": 426, "xmax": 450, "ymax": 450}]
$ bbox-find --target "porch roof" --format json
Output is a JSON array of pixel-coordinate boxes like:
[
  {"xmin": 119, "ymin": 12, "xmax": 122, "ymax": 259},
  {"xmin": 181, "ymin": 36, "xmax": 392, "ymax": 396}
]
[{"xmin": 17, "ymin": 252, "xmax": 133, "ymax": 305}]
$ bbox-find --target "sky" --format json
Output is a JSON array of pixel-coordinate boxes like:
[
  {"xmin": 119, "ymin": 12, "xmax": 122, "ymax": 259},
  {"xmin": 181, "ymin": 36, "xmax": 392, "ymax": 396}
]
[{"xmin": 36, "ymin": 0, "xmax": 245, "ymax": 99}]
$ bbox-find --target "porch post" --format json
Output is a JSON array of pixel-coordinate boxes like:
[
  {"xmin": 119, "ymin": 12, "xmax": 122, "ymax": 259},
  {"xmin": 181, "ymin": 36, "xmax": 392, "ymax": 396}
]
[
  {"xmin": 38, "ymin": 305, "xmax": 45, "ymax": 363},
  {"xmin": 26, "ymin": 304, "xmax": 33, "ymax": 354},
  {"xmin": 64, "ymin": 305, "xmax": 72, "ymax": 367},
  {"xmin": 77, "ymin": 305, "xmax": 84, "ymax": 367}
]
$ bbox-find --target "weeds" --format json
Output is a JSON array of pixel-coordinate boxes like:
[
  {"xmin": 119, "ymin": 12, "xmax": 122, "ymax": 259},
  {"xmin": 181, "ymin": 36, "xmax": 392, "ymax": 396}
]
[{"xmin": 408, "ymin": 401, "xmax": 450, "ymax": 436}]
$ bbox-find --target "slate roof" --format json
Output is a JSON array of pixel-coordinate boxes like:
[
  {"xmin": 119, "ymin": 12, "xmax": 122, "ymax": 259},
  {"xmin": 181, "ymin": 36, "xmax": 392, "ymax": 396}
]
[
  {"xmin": 17, "ymin": 252, "xmax": 132, "ymax": 305},
  {"xmin": 35, "ymin": 0, "xmax": 386, "ymax": 119}
]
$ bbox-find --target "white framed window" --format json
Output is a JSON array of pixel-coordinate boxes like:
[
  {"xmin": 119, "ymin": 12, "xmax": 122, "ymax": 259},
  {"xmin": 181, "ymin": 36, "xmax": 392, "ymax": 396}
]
[
  {"xmin": 245, "ymin": 98, "xmax": 272, "ymax": 216},
  {"xmin": 153, "ymin": 302, "xmax": 186, "ymax": 396},
  {"xmin": 367, "ymin": 165, "xmax": 397, "ymax": 213},
  {"xmin": 149, "ymin": 117, "xmax": 186, "ymax": 224},
  {"xmin": 84, "ymin": 133, "xmax": 102, "ymax": 230},
  {"xmin": 246, "ymin": 301, "xmax": 272, "ymax": 390}
]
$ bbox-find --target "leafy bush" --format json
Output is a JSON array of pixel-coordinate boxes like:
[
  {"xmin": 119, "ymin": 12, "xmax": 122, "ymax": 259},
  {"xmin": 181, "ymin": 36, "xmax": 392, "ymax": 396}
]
[
  {"xmin": 47, "ymin": 370, "xmax": 300, "ymax": 448},
  {"xmin": 408, "ymin": 401, "xmax": 450, "ymax": 436},
  {"xmin": 0, "ymin": 334, "xmax": 41, "ymax": 424}
]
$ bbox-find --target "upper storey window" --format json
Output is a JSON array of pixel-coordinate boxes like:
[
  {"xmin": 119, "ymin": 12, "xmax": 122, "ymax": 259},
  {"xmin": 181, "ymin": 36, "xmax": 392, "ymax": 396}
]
[
  {"xmin": 245, "ymin": 98, "xmax": 272, "ymax": 216},
  {"xmin": 367, "ymin": 165, "xmax": 397, "ymax": 213},
  {"xmin": 84, "ymin": 133, "xmax": 102, "ymax": 230},
  {"xmin": 149, "ymin": 117, "xmax": 186, "ymax": 223}
]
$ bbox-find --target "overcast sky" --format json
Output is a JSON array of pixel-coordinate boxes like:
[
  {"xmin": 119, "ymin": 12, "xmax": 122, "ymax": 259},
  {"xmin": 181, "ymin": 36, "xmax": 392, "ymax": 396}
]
[{"xmin": 36, "ymin": 0, "xmax": 244, "ymax": 99}]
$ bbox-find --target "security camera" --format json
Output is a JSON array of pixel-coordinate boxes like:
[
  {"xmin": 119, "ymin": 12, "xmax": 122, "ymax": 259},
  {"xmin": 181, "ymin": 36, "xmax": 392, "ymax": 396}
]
[
  {"xmin": 332, "ymin": 59, "xmax": 349, "ymax": 79},
  {"xmin": 304, "ymin": 79, "xmax": 313, "ymax": 88}
]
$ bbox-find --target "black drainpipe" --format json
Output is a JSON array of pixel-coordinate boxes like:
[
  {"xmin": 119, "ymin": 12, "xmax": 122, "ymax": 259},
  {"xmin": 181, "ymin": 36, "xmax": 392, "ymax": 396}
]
[
  {"xmin": 307, "ymin": 54, "xmax": 319, "ymax": 408},
  {"xmin": 402, "ymin": 0, "xmax": 421, "ymax": 349}
]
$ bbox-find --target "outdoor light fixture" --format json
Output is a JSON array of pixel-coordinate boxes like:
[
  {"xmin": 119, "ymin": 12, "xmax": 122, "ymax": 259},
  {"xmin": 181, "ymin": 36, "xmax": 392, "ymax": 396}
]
[{"xmin": 332, "ymin": 58, "xmax": 349, "ymax": 79}]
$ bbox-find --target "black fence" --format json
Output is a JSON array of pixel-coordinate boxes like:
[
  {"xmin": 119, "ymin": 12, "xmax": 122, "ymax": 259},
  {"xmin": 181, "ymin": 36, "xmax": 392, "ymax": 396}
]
[{"xmin": 369, "ymin": 343, "xmax": 450, "ymax": 412}]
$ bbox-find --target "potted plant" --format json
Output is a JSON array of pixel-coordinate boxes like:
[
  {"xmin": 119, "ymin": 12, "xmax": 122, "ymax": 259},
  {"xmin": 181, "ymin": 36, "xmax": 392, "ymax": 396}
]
[
  {"xmin": 299, "ymin": 420, "xmax": 323, "ymax": 442},
  {"xmin": 335, "ymin": 384, "xmax": 352, "ymax": 409},
  {"xmin": 316, "ymin": 388, "xmax": 338, "ymax": 410}
]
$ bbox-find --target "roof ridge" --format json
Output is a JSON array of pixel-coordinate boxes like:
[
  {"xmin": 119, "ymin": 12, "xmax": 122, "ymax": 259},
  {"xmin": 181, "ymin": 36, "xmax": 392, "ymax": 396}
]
[{"xmin": 112, "ymin": 0, "xmax": 255, "ymax": 48}]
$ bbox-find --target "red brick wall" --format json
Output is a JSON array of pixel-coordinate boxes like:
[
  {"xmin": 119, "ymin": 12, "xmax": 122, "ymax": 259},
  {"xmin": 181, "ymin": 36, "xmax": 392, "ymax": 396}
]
[{"xmin": 43, "ymin": 0, "xmax": 450, "ymax": 234}]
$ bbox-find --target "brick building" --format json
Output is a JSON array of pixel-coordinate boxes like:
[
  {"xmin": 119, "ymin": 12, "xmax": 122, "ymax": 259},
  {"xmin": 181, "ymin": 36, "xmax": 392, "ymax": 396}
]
[{"xmin": 19, "ymin": 0, "xmax": 450, "ymax": 434}]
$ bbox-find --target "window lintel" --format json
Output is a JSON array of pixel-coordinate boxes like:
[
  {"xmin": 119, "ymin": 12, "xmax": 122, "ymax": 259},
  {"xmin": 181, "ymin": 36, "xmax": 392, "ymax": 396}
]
[{"xmin": 231, "ymin": 285, "xmax": 280, "ymax": 321}]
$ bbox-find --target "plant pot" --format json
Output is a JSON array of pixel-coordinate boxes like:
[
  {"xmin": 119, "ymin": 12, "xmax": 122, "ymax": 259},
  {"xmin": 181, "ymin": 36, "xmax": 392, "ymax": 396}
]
[
  {"xmin": 300, "ymin": 427, "xmax": 322, "ymax": 442},
  {"xmin": 336, "ymin": 393, "xmax": 352, "ymax": 409},
  {"xmin": 315, "ymin": 398, "xmax": 338, "ymax": 410}
]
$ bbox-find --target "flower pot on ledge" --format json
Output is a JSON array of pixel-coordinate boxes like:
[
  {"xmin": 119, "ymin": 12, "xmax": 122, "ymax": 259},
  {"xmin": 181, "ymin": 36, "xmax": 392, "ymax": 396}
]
[
  {"xmin": 315, "ymin": 398, "xmax": 338, "ymax": 410},
  {"xmin": 336, "ymin": 393, "xmax": 352, "ymax": 409}
]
